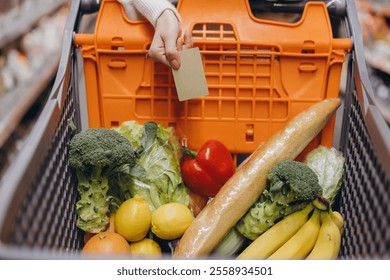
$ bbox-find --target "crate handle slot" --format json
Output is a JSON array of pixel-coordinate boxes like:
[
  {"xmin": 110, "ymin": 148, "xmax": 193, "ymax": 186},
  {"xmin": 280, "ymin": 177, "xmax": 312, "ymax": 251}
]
[
  {"xmin": 298, "ymin": 63, "xmax": 318, "ymax": 72},
  {"xmin": 111, "ymin": 36, "xmax": 125, "ymax": 50},
  {"xmin": 108, "ymin": 60, "xmax": 127, "ymax": 69}
]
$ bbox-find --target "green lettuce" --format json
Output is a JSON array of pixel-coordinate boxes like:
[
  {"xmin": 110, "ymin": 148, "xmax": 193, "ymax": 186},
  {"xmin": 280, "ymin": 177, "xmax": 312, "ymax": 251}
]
[
  {"xmin": 114, "ymin": 120, "xmax": 144, "ymax": 151},
  {"xmin": 111, "ymin": 121, "xmax": 189, "ymax": 212},
  {"xmin": 304, "ymin": 145, "xmax": 345, "ymax": 205}
]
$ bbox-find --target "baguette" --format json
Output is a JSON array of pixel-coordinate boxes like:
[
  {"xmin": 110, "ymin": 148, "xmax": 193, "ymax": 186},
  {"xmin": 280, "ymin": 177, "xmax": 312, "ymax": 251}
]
[{"xmin": 174, "ymin": 98, "xmax": 341, "ymax": 259}]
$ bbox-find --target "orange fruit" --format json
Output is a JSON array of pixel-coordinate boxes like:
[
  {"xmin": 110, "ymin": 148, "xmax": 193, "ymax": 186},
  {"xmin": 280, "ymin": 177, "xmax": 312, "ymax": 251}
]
[
  {"xmin": 82, "ymin": 232, "xmax": 131, "ymax": 255},
  {"xmin": 83, "ymin": 213, "xmax": 116, "ymax": 244}
]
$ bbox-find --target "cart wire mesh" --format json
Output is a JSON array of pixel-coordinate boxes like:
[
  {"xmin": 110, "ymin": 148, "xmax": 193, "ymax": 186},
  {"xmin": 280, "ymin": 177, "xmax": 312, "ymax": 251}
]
[
  {"xmin": 7, "ymin": 84, "xmax": 82, "ymax": 253},
  {"xmin": 340, "ymin": 89, "xmax": 390, "ymax": 259}
]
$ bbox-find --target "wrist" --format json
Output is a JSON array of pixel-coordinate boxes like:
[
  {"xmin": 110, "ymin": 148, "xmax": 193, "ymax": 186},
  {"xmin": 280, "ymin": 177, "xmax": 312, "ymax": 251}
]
[
  {"xmin": 157, "ymin": 9, "xmax": 181, "ymax": 28},
  {"xmin": 134, "ymin": 0, "xmax": 181, "ymax": 27}
]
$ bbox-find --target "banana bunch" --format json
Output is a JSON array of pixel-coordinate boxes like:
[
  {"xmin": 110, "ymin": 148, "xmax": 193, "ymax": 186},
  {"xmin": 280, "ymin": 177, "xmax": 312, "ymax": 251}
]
[{"xmin": 237, "ymin": 197, "xmax": 343, "ymax": 260}]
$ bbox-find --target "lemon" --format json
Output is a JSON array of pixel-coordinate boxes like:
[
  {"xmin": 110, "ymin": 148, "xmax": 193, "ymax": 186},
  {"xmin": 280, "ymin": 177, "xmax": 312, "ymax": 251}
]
[
  {"xmin": 130, "ymin": 238, "xmax": 162, "ymax": 258},
  {"xmin": 115, "ymin": 195, "xmax": 151, "ymax": 242},
  {"xmin": 151, "ymin": 203, "xmax": 193, "ymax": 240}
]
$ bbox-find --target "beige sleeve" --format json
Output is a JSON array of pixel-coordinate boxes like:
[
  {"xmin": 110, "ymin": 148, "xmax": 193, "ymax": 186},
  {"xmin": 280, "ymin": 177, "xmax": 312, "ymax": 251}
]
[
  {"xmin": 116, "ymin": 0, "xmax": 143, "ymax": 21},
  {"xmin": 117, "ymin": 0, "xmax": 181, "ymax": 27}
]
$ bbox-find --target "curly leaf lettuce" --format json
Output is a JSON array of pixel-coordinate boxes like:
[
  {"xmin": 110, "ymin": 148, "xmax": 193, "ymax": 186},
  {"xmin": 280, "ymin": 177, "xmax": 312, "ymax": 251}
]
[
  {"xmin": 112, "ymin": 121, "xmax": 189, "ymax": 211},
  {"xmin": 114, "ymin": 120, "xmax": 144, "ymax": 151},
  {"xmin": 304, "ymin": 145, "xmax": 345, "ymax": 205}
]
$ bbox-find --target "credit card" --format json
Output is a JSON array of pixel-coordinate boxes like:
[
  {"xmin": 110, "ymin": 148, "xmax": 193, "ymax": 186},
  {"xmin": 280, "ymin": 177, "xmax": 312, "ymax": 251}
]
[{"xmin": 172, "ymin": 47, "xmax": 209, "ymax": 101}]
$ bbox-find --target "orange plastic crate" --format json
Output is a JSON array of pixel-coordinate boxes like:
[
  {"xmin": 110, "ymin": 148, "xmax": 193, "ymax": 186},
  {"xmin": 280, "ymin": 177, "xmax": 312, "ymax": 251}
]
[{"xmin": 74, "ymin": 0, "xmax": 351, "ymax": 155}]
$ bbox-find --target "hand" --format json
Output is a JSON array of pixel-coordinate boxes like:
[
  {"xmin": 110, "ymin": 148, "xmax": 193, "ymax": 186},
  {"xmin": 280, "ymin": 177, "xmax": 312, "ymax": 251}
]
[{"xmin": 148, "ymin": 9, "xmax": 193, "ymax": 70}]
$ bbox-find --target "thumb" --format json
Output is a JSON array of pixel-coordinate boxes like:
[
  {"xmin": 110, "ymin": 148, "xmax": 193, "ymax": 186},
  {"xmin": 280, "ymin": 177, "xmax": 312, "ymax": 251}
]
[
  {"xmin": 164, "ymin": 35, "xmax": 181, "ymax": 70},
  {"xmin": 165, "ymin": 42, "xmax": 180, "ymax": 70}
]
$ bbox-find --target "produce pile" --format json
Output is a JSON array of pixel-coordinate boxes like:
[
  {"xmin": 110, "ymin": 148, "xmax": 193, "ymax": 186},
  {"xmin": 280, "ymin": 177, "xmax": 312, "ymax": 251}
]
[{"xmin": 68, "ymin": 98, "xmax": 346, "ymax": 259}]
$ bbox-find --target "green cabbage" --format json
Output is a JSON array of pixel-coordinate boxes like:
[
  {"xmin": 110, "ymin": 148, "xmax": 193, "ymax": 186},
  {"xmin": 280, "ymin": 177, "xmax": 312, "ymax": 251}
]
[
  {"xmin": 111, "ymin": 121, "xmax": 189, "ymax": 212},
  {"xmin": 304, "ymin": 145, "xmax": 345, "ymax": 206}
]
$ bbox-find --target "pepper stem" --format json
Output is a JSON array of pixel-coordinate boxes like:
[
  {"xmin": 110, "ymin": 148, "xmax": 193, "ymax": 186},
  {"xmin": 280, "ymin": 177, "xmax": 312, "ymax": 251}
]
[{"xmin": 182, "ymin": 146, "xmax": 197, "ymax": 159}]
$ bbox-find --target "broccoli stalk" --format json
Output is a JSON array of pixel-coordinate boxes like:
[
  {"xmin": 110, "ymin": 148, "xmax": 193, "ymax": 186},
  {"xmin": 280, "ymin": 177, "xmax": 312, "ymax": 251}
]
[
  {"xmin": 68, "ymin": 128, "xmax": 136, "ymax": 233},
  {"xmin": 236, "ymin": 160, "xmax": 322, "ymax": 240}
]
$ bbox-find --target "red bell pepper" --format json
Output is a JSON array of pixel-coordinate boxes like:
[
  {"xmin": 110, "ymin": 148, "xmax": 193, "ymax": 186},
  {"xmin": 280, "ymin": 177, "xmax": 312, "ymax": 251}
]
[{"xmin": 180, "ymin": 139, "xmax": 235, "ymax": 197}]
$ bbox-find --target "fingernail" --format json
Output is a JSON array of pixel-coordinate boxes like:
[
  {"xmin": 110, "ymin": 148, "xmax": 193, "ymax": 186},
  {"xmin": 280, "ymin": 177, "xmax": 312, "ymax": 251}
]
[{"xmin": 170, "ymin": 59, "xmax": 180, "ymax": 70}]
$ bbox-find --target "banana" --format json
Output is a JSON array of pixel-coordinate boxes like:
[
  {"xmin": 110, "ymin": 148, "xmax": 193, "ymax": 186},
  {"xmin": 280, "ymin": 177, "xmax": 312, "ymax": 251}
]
[
  {"xmin": 330, "ymin": 210, "xmax": 344, "ymax": 234},
  {"xmin": 237, "ymin": 203, "xmax": 314, "ymax": 260},
  {"xmin": 306, "ymin": 211, "xmax": 341, "ymax": 260},
  {"xmin": 267, "ymin": 209, "xmax": 321, "ymax": 260}
]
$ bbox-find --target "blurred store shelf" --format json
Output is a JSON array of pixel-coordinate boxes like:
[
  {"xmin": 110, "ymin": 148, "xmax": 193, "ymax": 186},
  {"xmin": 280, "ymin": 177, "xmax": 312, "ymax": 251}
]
[
  {"xmin": 0, "ymin": 0, "xmax": 68, "ymax": 49},
  {"xmin": 0, "ymin": 0, "xmax": 69, "ymax": 176},
  {"xmin": 0, "ymin": 7, "xmax": 68, "ymax": 146},
  {"xmin": 357, "ymin": 0, "xmax": 390, "ymax": 124}
]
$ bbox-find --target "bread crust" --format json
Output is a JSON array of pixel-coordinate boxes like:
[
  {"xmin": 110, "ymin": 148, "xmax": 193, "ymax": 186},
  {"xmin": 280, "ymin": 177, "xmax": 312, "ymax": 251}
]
[{"xmin": 174, "ymin": 98, "xmax": 341, "ymax": 259}]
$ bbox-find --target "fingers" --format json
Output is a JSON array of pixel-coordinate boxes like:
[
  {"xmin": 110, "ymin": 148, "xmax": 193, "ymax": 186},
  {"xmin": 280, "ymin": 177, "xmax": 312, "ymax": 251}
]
[
  {"xmin": 168, "ymin": 29, "xmax": 194, "ymax": 69},
  {"xmin": 177, "ymin": 29, "xmax": 193, "ymax": 51},
  {"xmin": 182, "ymin": 29, "xmax": 194, "ymax": 50},
  {"xmin": 148, "ymin": 34, "xmax": 169, "ymax": 66},
  {"xmin": 164, "ymin": 31, "xmax": 181, "ymax": 70},
  {"xmin": 148, "ymin": 29, "xmax": 194, "ymax": 70},
  {"xmin": 177, "ymin": 37, "xmax": 184, "ymax": 51},
  {"xmin": 149, "ymin": 38, "xmax": 180, "ymax": 70}
]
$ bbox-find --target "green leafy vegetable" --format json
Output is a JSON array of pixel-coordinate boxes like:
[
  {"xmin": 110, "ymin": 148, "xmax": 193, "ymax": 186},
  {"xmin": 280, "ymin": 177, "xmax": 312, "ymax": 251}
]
[
  {"xmin": 304, "ymin": 145, "xmax": 345, "ymax": 205},
  {"xmin": 212, "ymin": 227, "xmax": 247, "ymax": 257},
  {"xmin": 236, "ymin": 160, "xmax": 322, "ymax": 240},
  {"xmin": 68, "ymin": 128, "xmax": 137, "ymax": 233},
  {"xmin": 112, "ymin": 121, "xmax": 189, "ymax": 212}
]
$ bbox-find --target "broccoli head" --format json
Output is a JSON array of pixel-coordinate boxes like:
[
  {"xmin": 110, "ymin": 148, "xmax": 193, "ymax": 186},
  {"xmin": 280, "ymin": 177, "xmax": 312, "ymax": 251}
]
[
  {"xmin": 267, "ymin": 160, "xmax": 322, "ymax": 203},
  {"xmin": 236, "ymin": 160, "xmax": 322, "ymax": 240},
  {"xmin": 68, "ymin": 128, "xmax": 136, "ymax": 233}
]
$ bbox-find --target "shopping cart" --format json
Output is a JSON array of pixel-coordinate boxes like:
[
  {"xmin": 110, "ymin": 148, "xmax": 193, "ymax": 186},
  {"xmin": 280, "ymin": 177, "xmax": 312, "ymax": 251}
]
[{"xmin": 0, "ymin": 0, "xmax": 389, "ymax": 259}]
